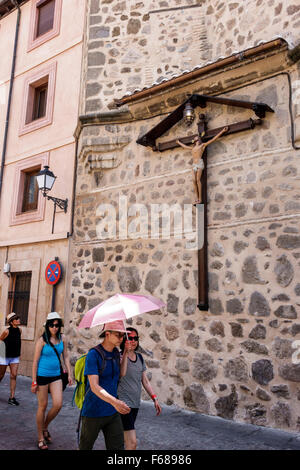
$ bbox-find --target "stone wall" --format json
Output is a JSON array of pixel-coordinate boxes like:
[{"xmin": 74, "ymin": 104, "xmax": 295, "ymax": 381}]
[
  {"xmin": 67, "ymin": 40, "xmax": 300, "ymax": 430},
  {"xmin": 66, "ymin": 0, "xmax": 300, "ymax": 431},
  {"xmin": 84, "ymin": 0, "xmax": 300, "ymax": 112}
]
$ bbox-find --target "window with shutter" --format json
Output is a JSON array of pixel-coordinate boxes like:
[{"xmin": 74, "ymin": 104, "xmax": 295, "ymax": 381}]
[
  {"xmin": 36, "ymin": 0, "xmax": 55, "ymax": 38},
  {"xmin": 10, "ymin": 153, "xmax": 48, "ymax": 226},
  {"xmin": 24, "ymin": 76, "xmax": 49, "ymax": 126},
  {"xmin": 20, "ymin": 62, "xmax": 56, "ymax": 136},
  {"xmin": 28, "ymin": 0, "xmax": 62, "ymax": 51}
]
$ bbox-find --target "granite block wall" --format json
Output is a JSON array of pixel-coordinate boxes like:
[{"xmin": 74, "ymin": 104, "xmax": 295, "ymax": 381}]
[
  {"xmin": 66, "ymin": 0, "xmax": 300, "ymax": 431},
  {"xmin": 83, "ymin": 0, "xmax": 300, "ymax": 112}
]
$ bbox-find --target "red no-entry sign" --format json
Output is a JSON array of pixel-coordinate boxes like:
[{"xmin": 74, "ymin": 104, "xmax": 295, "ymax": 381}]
[{"xmin": 45, "ymin": 260, "xmax": 62, "ymax": 286}]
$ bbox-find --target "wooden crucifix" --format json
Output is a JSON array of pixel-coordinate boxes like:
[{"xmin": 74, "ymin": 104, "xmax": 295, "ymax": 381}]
[
  {"xmin": 136, "ymin": 94, "xmax": 274, "ymax": 311},
  {"xmin": 176, "ymin": 114, "xmax": 228, "ymax": 309},
  {"xmin": 176, "ymin": 121, "xmax": 228, "ymax": 204},
  {"xmin": 168, "ymin": 116, "xmax": 254, "ymax": 310}
]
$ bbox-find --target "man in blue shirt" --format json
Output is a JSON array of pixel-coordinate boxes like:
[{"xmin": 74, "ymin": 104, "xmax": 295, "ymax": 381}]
[{"xmin": 79, "ymin": 320, "xmax": 130, "ymax": 450}]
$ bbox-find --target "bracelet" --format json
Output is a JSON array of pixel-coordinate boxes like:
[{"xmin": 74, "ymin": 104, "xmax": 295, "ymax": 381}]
[
  {"xmin": 151, "ymin": 394, "xmax": 157, "ymax": 401},
  {"xmin": 32, "ymin": 381, "xmax": 37, "ymax": 386}
]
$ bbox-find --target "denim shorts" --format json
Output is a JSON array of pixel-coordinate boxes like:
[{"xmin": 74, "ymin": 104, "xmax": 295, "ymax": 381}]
[{"xmin": 0, "ymin": 357, "xmax": 20, "ymax": 366}]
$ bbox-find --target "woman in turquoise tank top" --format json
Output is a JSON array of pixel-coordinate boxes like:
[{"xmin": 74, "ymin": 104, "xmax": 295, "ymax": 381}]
[{"xmin": 31, "ymin": 312, "xmax": 72, "ymax": 450}]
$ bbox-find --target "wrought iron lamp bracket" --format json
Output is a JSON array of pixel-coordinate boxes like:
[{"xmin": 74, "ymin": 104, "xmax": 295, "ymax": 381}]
[{"xmin": 45, "ymin": 194, "xmax": 68, "ymax": 213}]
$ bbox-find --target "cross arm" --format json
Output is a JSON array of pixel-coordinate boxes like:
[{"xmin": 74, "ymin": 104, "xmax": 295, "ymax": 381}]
[
  {"xmin": 155, "ymin": 118, "xmax": 262, "ymax": 152},
  {"xmin": 195, "ymin": 94, "xmax": 274, "ymax": 118}
]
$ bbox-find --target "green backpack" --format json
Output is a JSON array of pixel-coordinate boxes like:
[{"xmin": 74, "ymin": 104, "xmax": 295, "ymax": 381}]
[
  {"xmin": 72, "ymin": 353, "xmax": 89, "ymax": 410},
  {"xmin": 72, "ymin": 344, "xmax": 120, "ymax": 410}
]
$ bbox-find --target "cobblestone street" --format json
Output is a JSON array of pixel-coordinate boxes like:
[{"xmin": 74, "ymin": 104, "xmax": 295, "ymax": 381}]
[{"xmin": 1, "ymin": 374, "xmax": 300, "ymax": 451}]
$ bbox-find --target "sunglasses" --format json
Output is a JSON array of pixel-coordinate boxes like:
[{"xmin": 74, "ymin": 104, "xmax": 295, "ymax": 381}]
[
  {"xmin": 128, "ymin": 336, "xmax": 139, "ymax": 341},
  {"xmin": 49, "ymin": 322, "xmax": 60, "ymax": 328}
]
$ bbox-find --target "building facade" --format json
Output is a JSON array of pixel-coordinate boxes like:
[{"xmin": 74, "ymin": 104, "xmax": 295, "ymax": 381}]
[
  {"xmin": 0, "ymin": 0, "xmax": 86, "ymax": 376},
  {"xmin": 66, "ymin": 0, "xmax": 300, "ymax": 432}
]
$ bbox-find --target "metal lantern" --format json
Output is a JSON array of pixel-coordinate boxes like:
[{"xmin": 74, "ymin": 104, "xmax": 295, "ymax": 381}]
[
  {"xmin": 183, "ymin": 101, "xmax": 195, "ymax": 126},
  {"xmin": 37, "ymin": 166, "xmax": 56, "ymax": 196}
]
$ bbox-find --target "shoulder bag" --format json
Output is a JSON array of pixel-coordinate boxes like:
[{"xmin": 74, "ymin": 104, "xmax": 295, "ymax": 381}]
[{"xmin": 49, "ymin": 340, "xmax": 69, "ymax": 391}]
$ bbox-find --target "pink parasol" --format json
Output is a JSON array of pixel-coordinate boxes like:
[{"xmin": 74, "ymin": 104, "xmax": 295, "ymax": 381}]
[{"xmin": 78, "ymin": 293, "xmax": 165, "ymax": 329}]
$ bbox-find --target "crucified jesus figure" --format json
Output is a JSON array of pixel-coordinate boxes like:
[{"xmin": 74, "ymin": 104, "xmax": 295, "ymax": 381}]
[{"xmin": 177, "ymin": 126, "xmax": 228, "ymax": 204}]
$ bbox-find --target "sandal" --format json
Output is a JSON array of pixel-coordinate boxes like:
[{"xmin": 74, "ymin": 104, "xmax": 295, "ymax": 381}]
[
  {"xmin": 38, "ymin": 439, "xmax": 48, "ymax": 450},
  {"xmin": 43, "ymin": 430, "xmax": 52, "ymax": 443}
]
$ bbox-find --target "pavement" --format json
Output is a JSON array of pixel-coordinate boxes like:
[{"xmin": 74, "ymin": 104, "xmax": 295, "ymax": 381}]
[{"xmin": 1, "ymin": 373, "xmax": 300, "ymax": 451}]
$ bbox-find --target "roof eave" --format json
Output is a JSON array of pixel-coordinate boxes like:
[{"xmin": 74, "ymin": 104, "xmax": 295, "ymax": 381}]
[
  {"xmin": 114, "ymin": 38, "xmax": 288, "ymax": 108},
  {"xmin": 0, "ymin": 0, "xmax": 28, "ymax": 20}
]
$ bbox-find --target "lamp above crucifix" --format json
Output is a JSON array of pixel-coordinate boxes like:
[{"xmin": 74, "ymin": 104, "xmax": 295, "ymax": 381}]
[{"xmin": 183, "ymin": 101, "xmax": 195, "ymax": 126}]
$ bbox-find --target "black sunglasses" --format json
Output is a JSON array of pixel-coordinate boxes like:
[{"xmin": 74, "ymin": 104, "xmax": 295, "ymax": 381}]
[
  {"xmin": 10, "ymin": 316, "xmax": 20, "ymax": 322},
  {"xmin": 49, "ymin": 322, "xmax": 61, "ymax": 328},
  {"xmin": 128, "ymin": 336, "xmax": 139, "ymax": 341}
]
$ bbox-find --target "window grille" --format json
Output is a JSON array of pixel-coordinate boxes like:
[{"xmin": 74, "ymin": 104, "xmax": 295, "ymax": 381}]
[{"xmin": 8, "ymin": 272, "xmax": 32, "ymax": 326}]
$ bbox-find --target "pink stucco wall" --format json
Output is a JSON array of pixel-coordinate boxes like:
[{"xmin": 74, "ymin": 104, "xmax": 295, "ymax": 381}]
[{"xmin": 0, "ymin": 0, "xmax": 85, "ymax": 243}]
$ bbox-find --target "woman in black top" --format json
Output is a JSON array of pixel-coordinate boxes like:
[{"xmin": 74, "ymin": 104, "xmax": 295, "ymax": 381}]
[{"xmin": 0, "ymin": 313, "xmax": 22, "ymax": 405}]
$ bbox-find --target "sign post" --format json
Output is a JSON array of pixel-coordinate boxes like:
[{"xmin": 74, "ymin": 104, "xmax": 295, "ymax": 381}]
[{"xmin": 45, "ymin": 258, "xmax": 63, "ymax": 311}]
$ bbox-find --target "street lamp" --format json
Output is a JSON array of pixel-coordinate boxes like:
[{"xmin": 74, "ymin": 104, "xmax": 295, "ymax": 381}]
[
  {"xmin": 37, "ymin": 165, "xmax": 68, "ymax": 233},
  {"xmin": 37, "ymin": 165, "xmax": 56, "ymax": 196}
]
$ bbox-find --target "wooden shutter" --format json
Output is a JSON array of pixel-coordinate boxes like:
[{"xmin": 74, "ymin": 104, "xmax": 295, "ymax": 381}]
[
  {"xmin": 22, "ymin": 169, "xmax": 40, "ymax": 213},
  {"xmin": 36, "ymin": 0, "xmax": 55, "ymax": 37},
  {"xmin": 32, "ymin": 83, "xmax": 48, "ymax": 121}
]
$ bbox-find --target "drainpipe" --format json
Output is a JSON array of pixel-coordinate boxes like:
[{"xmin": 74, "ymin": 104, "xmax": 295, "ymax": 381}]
[
  {"xmin": 67, "ymin": 136, "xmax": 78, "ymax": 238},
  {"xmin": 0, "ymin": 0, "xmax": 21, "ymax": 199}
]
